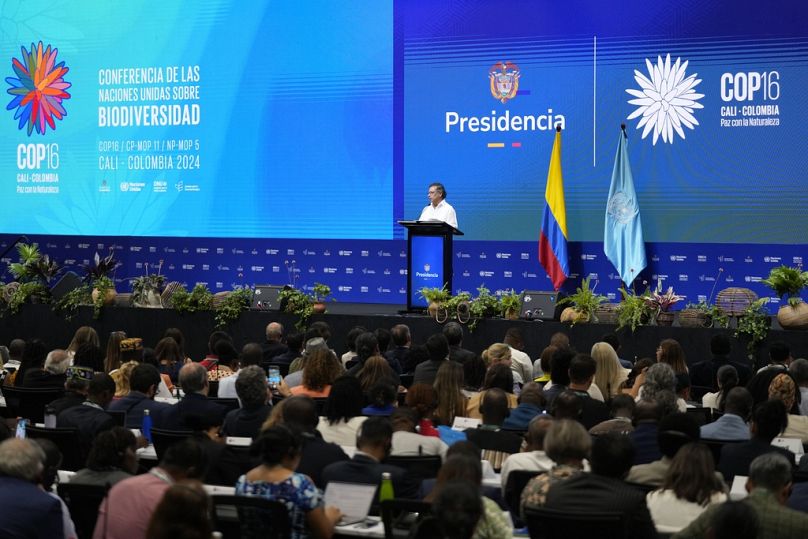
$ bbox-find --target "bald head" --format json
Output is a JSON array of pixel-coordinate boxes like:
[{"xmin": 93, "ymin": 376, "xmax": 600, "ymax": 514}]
[
  {"xmin": 265, "ymin": 322, "xmax": 284, "ymax": 343},
  {"xmin": 179, "ymin": 362, "xmax": 208, "ymax": 395},
  {"xmin": 44, "ymin": 349, "xmax": 70, "ymax": 375}
]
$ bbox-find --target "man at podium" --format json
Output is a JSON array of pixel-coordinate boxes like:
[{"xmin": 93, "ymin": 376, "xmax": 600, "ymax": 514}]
[{"xmin": 419, "ymin": 182, "xmax": 458, "ymax": 229}]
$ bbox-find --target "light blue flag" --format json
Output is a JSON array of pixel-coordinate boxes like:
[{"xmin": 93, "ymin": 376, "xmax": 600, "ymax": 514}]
[{"xmin": 604, "ymin": 128, "xmax": 647, "ymax": 286}]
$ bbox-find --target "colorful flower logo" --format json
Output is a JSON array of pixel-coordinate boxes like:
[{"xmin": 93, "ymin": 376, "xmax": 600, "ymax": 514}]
[{"xmin": 6, "ymin": 41, "xmax": 72, "ymax": 136}]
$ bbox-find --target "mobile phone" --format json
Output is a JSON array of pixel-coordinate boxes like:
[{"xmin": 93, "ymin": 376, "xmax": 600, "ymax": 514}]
[
  {"xmin": 268, "ymin": 366, "xmax": 281, "ymax": 388},
  {"xmin": 15, "ymin": 418, "xmax": 28, "ymax": 439}
]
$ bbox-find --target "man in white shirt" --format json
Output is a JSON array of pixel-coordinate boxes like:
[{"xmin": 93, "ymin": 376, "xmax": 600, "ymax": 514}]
[
  {"xmin": 218, "ymin": 342, "xmax": 263, "ymax": 399},
  {"xmin": 504, "ymin": 328, "xmax": 533, "ymax": 385},
  {"xmin": 418, "ymin": 182, "xmax": 458, "ymax": 229}
]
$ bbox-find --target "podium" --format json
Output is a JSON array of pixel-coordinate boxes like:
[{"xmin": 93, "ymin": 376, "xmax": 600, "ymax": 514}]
[{"xmin": 398, "ymin": 220, "xmax": 464, "ymax": 311}]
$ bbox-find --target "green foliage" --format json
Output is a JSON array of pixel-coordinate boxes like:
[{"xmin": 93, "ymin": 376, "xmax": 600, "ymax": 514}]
[
  {"xmin": 418, "ymin": 285, "xmax": 451, "ymax": 304},
  {"xmin": 684, "ymin": 301, "xmax": 729, "ymax": 329},
  {"xmin": 762, "ymin": 265, "xmax": 808, "ymax": 306},
  {"xmin": 735, "ymin": 298, "xmax": 771, "ymax": 356},
  {"xmin": 8, "ymin": 243, "xmax": 60, "ymax": 285},
  {"xmin": 91, "ymin": 275, "xmax": 115, "ymax": 319},
  {"xmin": 311, "ymin": 282, "xmax": 333, "ymax": 303},
  {"xmin": 214, "ymin": 286, "xmax": 253, "ymax": 328},
  {"xmin": 616, "ymin": 287, "xmax": 654, "ymax": 332},
  {"xmin": 169, "ymin": 283, "xmax": 214, "ymax": 314},
  {"xmin": 279, "ymin": 287, "xmax": 315, "ymax": 330},
  {"xmin": 131, "ymin": 274, "xmax": 166, "ymax": 306},
  {"xmin": 559, "ymin": 277, "xmax": 607, "ymax": 322},
  {"xmin": 7, "ymin": 282, "xmax": 49, "ymax": 314},
  {"xmin": 53, "ymin": 284, "xmax": 92, "ymax": 320},
  {"xmin": 82, "ymin": 250, "xmax": 121, "ymax": 283},
  {"xmin": 499, "ymin": 289, "xmax": 522, "ymax": 316},
  {"xmin": 444, "ymin": 291, "xmax": 471, "ymax": 312}
]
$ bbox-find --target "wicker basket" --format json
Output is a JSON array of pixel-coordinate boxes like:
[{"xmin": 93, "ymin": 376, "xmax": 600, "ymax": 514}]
[
  {"xmin": 678, "ymin": 308, "xmax": 710, "ymax": 328},
  {"xmin": 594, "ymin": 303, "xmax": 618, "ymax": 325},
  {"xmin": 716, "ymin": 287, "xmax": 758, "ymax": 316}
]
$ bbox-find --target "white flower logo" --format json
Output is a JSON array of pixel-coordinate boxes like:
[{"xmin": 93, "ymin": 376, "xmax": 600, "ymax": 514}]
[{"xmin": 626, "ymin": 54, "xmax": 704, "ymax": 145}]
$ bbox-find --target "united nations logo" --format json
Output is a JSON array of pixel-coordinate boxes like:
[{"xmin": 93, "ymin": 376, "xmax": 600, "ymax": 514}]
[
  {"xmin": 489, "ymin": 62, "xmax": 520, "ymax": 104},
  {"xmin": 607, "ymin": 192, "xmax": 638, "ymax": 224}
]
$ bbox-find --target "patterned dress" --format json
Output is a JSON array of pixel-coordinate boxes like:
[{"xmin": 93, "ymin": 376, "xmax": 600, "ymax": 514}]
[
  {"xmin": 235, "ymin": 472, "xmax": 323, "ymax": 539},
  {"xmin": 519, "ymin": 464, "xmax": 582, "ymax": 519}
]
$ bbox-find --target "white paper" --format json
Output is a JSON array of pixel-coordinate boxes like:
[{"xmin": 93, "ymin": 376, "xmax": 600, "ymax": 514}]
[
  {"xmin": 324, "ymin": 482, "xmax": 377, "ymax": 520},
  {"xmin": 452, "ymin": 416, "xmax": 481, "ymax": 431},
  {"xmin": 730, "ymin": 475, "xmax": 748, "ymax": 501}
]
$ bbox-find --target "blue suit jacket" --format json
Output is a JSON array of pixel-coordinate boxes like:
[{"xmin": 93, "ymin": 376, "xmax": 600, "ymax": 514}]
[
  {"xmin": 0, "ymin": 476, "xmax": 64, "ymax": 539},
  {"xmin": 700, "ymin": 413, "xmax": 750, "ymax": 441},
  {"xmin": 154, "ymin": 392, "xmax": 226, "ymax": 430}
]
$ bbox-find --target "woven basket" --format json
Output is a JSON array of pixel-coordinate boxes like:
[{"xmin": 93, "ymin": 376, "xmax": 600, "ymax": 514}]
[
  {"xmin": 716, "ymin": 287, "xmax": 758, "ymax": 316},
  {"xmin": 594, "ymin": 303, "xmax": 618, "ymax": 325},
  {"xmin": 678, "ymin": 308, "xmax": 710, "ymax": 328}
]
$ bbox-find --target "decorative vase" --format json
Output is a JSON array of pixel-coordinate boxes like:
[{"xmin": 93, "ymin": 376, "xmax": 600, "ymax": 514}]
[
  {"xmin": 456, "ymin": 301, "xmax": 471, "ymax": 323},
  {"xmin": 777, "ymin": 302, "xmax": 808, "ymax": 330},
  {"xmin": 560, "ymin": 307, "xmax": 589, "ymax": 324},
  {"xmin": 678, "ymin": 308, "xmax": 711, "ymax": 328},
  {"xmin": 313, "ymin": 302, "xmax": 326, "ymax": 314},
  {"xmin": 503, "ymin": 308, "xmax": 519, "ymax": 320},
  {"xmin": 91, "ymin": 287, "xmax": 117, "ymax": 306},
  {"xmin": 656, "ymin": 310, "xmax": 675, "ymax": 326},
  {"xmin": 594, "ymin": 303, "xmax": 618, "ymax": 325}
]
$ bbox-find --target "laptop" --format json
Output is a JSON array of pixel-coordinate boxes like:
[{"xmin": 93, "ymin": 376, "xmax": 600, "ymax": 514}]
[
  {"xmin": 324, "ymin": 482, "xmax": 378, "ymax": 526},
  {"xmin": 250, "ymin": 285, "xmax": 284, "ymax": 311}
]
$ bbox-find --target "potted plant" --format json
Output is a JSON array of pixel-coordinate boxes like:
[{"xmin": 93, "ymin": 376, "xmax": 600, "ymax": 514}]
[
  {"xmin": 168, "ymin": 283, "xmax": 214, "ymax": 313},
  {"xmin": 279, "ymin": 287, "xmax": 315, "ymax": 330},
  {"xmin": 558, "ymin": 277, "xmax": 607, "ymax": 324},
  {"xmin": 418, "ymin": 285, "xmax": 450, "ymax": 321},
  {"xmin": 131, "ymin": 261, "xmax": 166, "ymax": 308},
  {"xmin": 311, "ymin": 282, "xmax": 333, "ymax": 314},
  {"xmin": 214, "ymin": 286, "xmax": 253, "ymax": 328},
  {"xmin": 82, "ymin": 249, "xmax": 121, "ymax": 306},
  {"xmin": 500, "ymin": 289, "xmax": 522, "ymax": 320},
  {"xmin": 643, "ymin": 282, "xmax": 684, "ymax": 326},
  {"xmin": 616, "ymin": 287, "xmax": 654, "ymax": 332},
  {"xmin": 468, "ymin": 285, "xmax": 501, "ymax": 330},
  {"xmin": 761, "ymin": 265, "xmax": 808, "ymax": 330},
  {"xmin": 679, "ymin": 301, "xmax": 729, "ymax": 328},
  {"xmin": 445, "ymin": 291, "xmax": 472, "ymax": 323},
  {"xmin": 6, "ymin": 243, "xmax": 58, "ymax": 309},
  {"xmin": 735, "ymin": 298, "xmax": 771, "ymax": 358}
]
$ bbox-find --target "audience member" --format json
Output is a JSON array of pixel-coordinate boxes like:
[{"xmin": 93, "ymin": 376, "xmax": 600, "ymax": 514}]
[
  {"xmin": 674, "ymin": 453, "xmax": 808, "ymax": 538},
  {"xmin": 566, "ymin": 354, "xmax": 610, "ymax": 428},
  {"xmin": 443, "ymin": 322, "xmax": 476, "ymax": 367},
  {"xmin": 700, "ymin": 387, "xmax": 752, "ymax": 441},
  {"xmin": 24, "ymin": 348, "xmax": 70, "ymax": 388},
  {"xmin": 591, "ymin": 341, "xmax": 629, "ymax": 399},
  {"xmin": 718, "ymin": 399, "xmax": 794, "ymax": 482},
  {"xmin": 421, "ymin": 480, "xmax": 483, "ymax": 539},
  {"xmin": 207, "ymin": 339, "xmax": 239, "ymax": 382},
  {"xmin": 49, "ymin": 365, "xmax": 92, "ymax": 413},
  {"xmin": 390, "ymin": 407, "xmax": 448, "ymax": 460},
  {"xmin": 589, "ymin": 394, "xmax": 636, "ymax": 435},
  {"xmin": 162, "ymin": 328, "xmax": 190, "ymax": 362},
  {"xmin": 199, "ymin": 330, "xmax": 232, "ymax": 369},
  {"xmin": 34, "ymin": 438, "xmax": 78, "ymax": 539},
  {"xmin": 520, "ymin": 419, "xmax": 590, "ymax": 514},
  {"xmin": 532, "ymin": 345, "xmax": 556, "ymax": 384},
  {"xmin": 413, "ymin": 333, "xmax": 450, "ymax": 386},
  {"xmin": 291, "ymin": 347, "xmax": 342, "ymax": 398},
  {"xmin": 345, "ymin": 331, "xmax": 379, "ymax": 374},
  {"xmin": 600, "ymin": 332, "xmax": 632, "ymax": 369},
  {"xmin": 154, "ymin": 336, "xmax": 183, "ymax": 386},
  {"xmin": 504, "ymin": 327, "xmax": 533, "ymax": 385},
  {"xmin": 629, "ymin": 398, "xmax": 664, "ymax": 464},
  {"xmin": 285, "ymin": 337, "xmax": 332, "ymax": 387},
  {"xmin": 145, "ymin": 481, "xmax": 212, "ymax": 539},
  {"xmin": 757, "ymin": 340, "xmax": 792, "ymax": 373},
  {"xmin": 8, "ymin": 338, "xmax": 47, "ymax": 386},
  {"xmin": 361, "ymin": 379, "xmax": 398, "ymax": 416},
  {"xmin": 221, "ymin": 365, "xmax": 272, "ymax": 438},
  {"xmin": 466, "ymin": 364, "xmax": 518, "ymax": 419},
  {"xmin": 156, "ymin": 363, "xmax": 226, "ymax": 430},
  {"xmin": 273, "ymin": 331, "xmax": 304, "ymax": 368},
  {"xmin": 481, "ymin": 342, "xmax": 512, "ymax": 369},
  {"xmin": 374, "ymin": 328, "xmax": 401, "ymax": 373},
  {"xmin": 357, "ymin": 355, "xmax": 396, "ymax": 395},
  {"xmin": 463, "ymin": 354, "xmax": 487, "ymax": 394},
  {"xmin": 57, "ymin": 372, "xmax": 117, "ymax": 456},
  {"xmin": 646, "ymin": 442, "xmax": 727, "ymax": 533},
  {"xmin": 500, "ymin": 414, "xmax": 554, "ymax": 490},
  {"xmin": 541, "ymin": 348, "xmax": 574, "ymax": 407},
  {"xmin": 218, "ymin": 342, "xmax": 262, "ymax": 398},
  {"xmin": 657, "ymin": 338, "xmax": 689, "ymax": 375},
  {"xmin": 67, "ymin": 326, "xmax": 101, "ymax": 359},
  {"xmin": 340, "ymin": 326, "xmax": 366, "ymax": 368},
  {"xmin": 385, "ymin": 324, "xmax": 412, "ymax": 374},
  {"xmin": 627, "ymin": 412, "xmax": 702, "ymax": 486},
  {"xmin": 789, "ymin": 358, "xmax": 808, "ymax": 416},
  {"xmin": 633, "ymin": 362, "xmax": 684, "ymax": 413},
  {"xmin": 502, "ymin": 382, "xmax": 544, "ymax": 430},
  {"xmin": 768, "ymin": 373, "xmax": 808, "ymax": 441},
  {"xmin": 690, "ymin": 334, "xmax": 752, "ymax": 390},
  {"xmin": 322, "ymin": 417, "xmax": 419, "ymax": 509},
  {"xmin": 433, "ymin": 361, "xmax": 467, "ymax": 426},
  {"xmin": 260, "ymin": 322, "xmax": 288, "ymax": 365},
  {"xmin": 544, "ymin": 432, "xmax": 657, "ymax": 539},
  {"xmin": 405, "ymin": 383, "xmax": 441, "ymax": 437},
  {"xmin": 281, "ymin": 396, "xmax": 349, "ymax": 488},
  {"xmin": 317, "ymin": 376, "xmax": 367, "ymax": 446},
  {"xmin": 74, "ymin": 341, "xmax": 105, "ymax": 373},
  {"xmin": 706, "ymin": 501, "xmax": 759, "ymax": 539},
  {"xmin": 109, "ymin": 363, "xmax": 171, "ymax": 428},
  {"xmin": 71, "ymin": 427, "xmax": 138, "ymax": 486},
  {"xmin": 424, "ymin": 455, "xmax": 511, "ymax": 539},
  {"xmin": 550, "ymin": 390, "xmax": 583, "ymax": 421},
  {"xmin": 702, "ymin": 364, "xmax": 739, "ymax": 411}
]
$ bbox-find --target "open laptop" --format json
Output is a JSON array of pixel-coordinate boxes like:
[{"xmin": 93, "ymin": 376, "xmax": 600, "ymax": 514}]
[{"xmin": 324, "ymin": 482, "xmax": 378, "ymax": 526}]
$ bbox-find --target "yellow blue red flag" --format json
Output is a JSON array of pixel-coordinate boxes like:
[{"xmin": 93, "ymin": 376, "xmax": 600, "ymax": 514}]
[{"xmin": 538, "ymin": 128, "xmax": 569, "ymax": 290}]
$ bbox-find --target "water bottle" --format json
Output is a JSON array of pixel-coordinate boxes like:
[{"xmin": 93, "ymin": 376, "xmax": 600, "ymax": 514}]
[
  {"xmin": 379, "ymin": 472, "xmax": 394, "ymax": 503},
  {"xmin": 44, "ymin": 405, "xmax": 56, "ymax": 429},
  {"xmin": 142, "ymin": 409, "xmax": 153, "ymax": 445}
]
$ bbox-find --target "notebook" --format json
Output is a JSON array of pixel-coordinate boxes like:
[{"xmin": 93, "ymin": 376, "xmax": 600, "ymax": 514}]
[{"xmin": 324, "ymin": 482, "xmax": 378, "ymax": 526}]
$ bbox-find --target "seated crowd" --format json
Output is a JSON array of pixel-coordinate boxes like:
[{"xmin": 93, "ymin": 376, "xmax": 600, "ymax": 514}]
[{"xmin": 1, "ymin": 322, "xmax": 808, "ymax": 539}]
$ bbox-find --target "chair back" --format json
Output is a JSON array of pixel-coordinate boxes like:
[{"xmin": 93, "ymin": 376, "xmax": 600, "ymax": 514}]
[
  {"xmin": 107, "ymin": 410, "xmax": 126, "ymax": 427},
  {"xmin": 504, "ymin": 470, "xmax": 543, "ymax": 514},
  {"xmin": 211, "ymin": 494, "xmax": 290, "ymax": 539},
  {"xmin": 384, "ymin": 455, "xmax": 442, "ymax": 480},
  {"xmin": 702, "ymin": 438, "xmax": 743, "ymax": 467},
  {"xmin": 624, "ymin": 480, "xmax": 657, "ymax": 495},
  {"xmin": 380, "ymin": 499, "xmax": 432, "ymax": 539},
  {"xmin": 524, "ymin": 506, "xmax": 626, "ymax": 539},
  {"xmin": 150, "ymin": 428, "xmax": 193, "ymax": 461},
  {"xmin": 57, "ymin": 482, "xmax": 110, "ymax": 539},
  {"xmin": 26, "ymin": 425, "xmax": 84, "ymax": 471},
  {"xmin": 208, "ymin": 380, "xmax": 219, "ymax": 398},
  {"xmin": 2, "ymin": 386, "xmax": 64, "ymax": 422},
  {"xmin": 690, "ymin": 385, "xmax": 714, "ymax": 401},
  {"xmin": 464, "ymin": 428, "xmax": 523, "ymax": 471},
  {"xmin": 685, "ymin": 407, "xmax": 713, "ymax": 427},
  {"xmin": 209, "ymin": 397, "xmax": 240, "ymax": 412}
]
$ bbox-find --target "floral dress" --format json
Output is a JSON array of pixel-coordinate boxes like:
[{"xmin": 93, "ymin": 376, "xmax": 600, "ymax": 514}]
[
  {"xmin": 235, "ymin": 472, "xmax": 323, "ymax": 539},
  {"xmin": 519, "ymin": 464, "xmax": 582, "ymax": 519}
]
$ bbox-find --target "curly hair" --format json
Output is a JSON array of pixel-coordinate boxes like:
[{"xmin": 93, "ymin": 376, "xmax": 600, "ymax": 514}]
[{"xmin": 302, "ymin": 348, "xmax": 342, "ymax": 392}]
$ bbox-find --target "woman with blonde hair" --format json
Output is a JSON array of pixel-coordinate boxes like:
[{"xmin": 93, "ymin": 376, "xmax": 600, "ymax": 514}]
[
  {"xmin": 482, "ymin": 343, "xmax": 511, "ymax": 367},
  {"xmin": 433, "ymin": 361, "xmax": 467, "ymax": 426},
  {"xmin": 591, "ymin": 342, "xmax": 629, "ymax": 399}
]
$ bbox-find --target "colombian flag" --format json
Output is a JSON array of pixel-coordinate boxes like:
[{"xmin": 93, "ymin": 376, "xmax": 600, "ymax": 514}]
[{"xmin": 538, "ymin": 128, "xmax": 569, "ymax": 290}]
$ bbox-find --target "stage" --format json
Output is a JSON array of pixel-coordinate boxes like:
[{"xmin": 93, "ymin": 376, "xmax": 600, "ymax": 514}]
[{"xmin": 1, "ymin": 304, "xmax": 800, "ymax": 371}]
